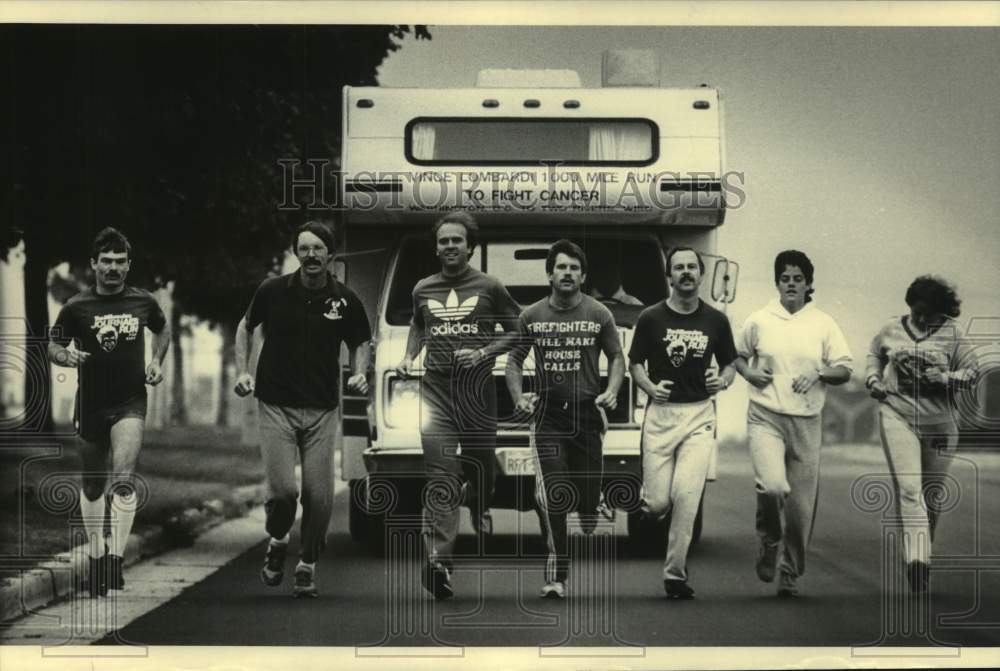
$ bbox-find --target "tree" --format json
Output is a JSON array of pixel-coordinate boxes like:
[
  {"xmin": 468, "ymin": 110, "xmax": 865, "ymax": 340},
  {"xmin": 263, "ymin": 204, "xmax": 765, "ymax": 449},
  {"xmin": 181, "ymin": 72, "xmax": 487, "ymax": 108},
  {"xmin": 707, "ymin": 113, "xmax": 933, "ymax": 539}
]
[{"xmin": 1, "ymin": 25, "xmax": 430, "ymax": 429}]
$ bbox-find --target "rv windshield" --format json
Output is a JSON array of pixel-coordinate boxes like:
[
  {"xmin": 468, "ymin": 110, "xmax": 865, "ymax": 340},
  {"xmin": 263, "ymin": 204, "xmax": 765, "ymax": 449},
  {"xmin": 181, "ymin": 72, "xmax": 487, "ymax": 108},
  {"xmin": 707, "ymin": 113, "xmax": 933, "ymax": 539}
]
[{"xmin": 385, "ymin": 236, "xmax": 666, "ymax": 327}]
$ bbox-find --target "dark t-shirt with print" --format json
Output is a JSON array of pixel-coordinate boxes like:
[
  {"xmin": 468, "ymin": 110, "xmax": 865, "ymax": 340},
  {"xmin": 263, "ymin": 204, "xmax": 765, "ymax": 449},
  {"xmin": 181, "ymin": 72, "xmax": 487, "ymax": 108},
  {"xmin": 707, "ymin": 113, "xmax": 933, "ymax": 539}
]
[
  {"xmin": 247, "ymin": 272, "xmax": 371, "ymax": 409},
  {"xmin": 53, "ymin": 286, "xmax": 167, "ymax": 416},
  {"xmin": 628, "ymin": 300, "xmax": 737, "ymax": 403},
  {"xmin": 412, "ymin": 266, "xmax": 520, "ymax": 374},
  {"xmin": 513, "ymin": 295, "xmax": 621, "ymax": 402}
]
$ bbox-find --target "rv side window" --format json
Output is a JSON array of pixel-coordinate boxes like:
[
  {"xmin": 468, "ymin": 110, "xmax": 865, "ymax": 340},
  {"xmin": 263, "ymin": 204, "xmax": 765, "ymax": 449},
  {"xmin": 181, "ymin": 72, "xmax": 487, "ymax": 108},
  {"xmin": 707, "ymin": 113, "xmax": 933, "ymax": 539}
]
[{"xmin": 407, "ymin": 118, "xmax": 657, "ymax": 166}]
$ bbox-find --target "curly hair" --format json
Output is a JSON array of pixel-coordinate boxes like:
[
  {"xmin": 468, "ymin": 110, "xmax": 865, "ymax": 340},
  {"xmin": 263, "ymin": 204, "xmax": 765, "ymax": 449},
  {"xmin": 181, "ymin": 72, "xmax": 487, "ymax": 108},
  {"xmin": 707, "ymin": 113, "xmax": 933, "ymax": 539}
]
[
  {"xmin": 905, "ymin": 275, "xmax": 961, "ymax": 318},
  {"xmin": 774, "ymin": 249, "xmax": 815, "ymax": 303},
  {"xmin": 545, "ymin": 239, "xmax": 587, "ymax": 275}
]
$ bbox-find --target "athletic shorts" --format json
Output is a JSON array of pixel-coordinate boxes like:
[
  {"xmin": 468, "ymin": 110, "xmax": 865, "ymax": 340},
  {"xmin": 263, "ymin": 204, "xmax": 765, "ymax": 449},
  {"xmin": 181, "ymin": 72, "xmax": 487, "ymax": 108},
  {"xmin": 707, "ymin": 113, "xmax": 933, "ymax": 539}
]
[{"xmin": 77, "ymin": 394, "xmax": 148, "ymax": 444}]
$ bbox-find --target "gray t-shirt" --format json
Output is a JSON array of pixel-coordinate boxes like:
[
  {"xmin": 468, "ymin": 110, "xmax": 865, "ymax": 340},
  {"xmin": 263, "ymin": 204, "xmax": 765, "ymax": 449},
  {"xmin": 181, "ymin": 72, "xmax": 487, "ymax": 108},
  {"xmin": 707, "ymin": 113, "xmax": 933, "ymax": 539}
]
[{"xmin": 512, "ymin": 294, "xmax": 621, "ymax": 402}]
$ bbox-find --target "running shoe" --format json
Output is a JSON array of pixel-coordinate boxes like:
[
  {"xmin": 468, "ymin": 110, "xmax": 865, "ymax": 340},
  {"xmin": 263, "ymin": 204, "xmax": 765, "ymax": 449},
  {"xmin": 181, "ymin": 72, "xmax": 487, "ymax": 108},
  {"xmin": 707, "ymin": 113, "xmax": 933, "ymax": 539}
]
[
  {"xmin": 421, "ymin": 560, "xmax": 454, "ymax": 600},
  {"xmin": 107, "ymin": 554, "xmax": 125, "ymax": 590},
  {"xmin": 540, "ymin": 581, "xmax": 566, "ymax": 599},
  {"xmin": 777, "ymin": 571, "xmax": 799, "ymax": 597},
  {"xmin": 292, "ymin": 563, "xmax": 318, "ymax": 599},
  {"xmin": 664, "ymin": 579, "xmax": 695, "ymax": 600},
  {"xmin": 755, "ymin": 541, "xmax": 779, "ymax": 583},
  {"xmin": 260, "ymin": 539, "xmax": 288, "ymax": 587}
]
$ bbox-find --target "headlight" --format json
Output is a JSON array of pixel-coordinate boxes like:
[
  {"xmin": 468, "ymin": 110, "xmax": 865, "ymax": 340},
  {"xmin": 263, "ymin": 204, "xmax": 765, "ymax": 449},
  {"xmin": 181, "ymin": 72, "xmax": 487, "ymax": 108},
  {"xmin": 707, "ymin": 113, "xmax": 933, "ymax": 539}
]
[{"xmin": 385, "ymin": 377, "xmax": 421, "ymax": 429}]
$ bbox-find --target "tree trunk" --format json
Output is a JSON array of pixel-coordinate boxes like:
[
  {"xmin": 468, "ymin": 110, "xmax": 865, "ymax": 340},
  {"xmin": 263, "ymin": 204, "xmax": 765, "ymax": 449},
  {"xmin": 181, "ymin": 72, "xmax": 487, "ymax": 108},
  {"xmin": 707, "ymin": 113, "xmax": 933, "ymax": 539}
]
[
  {"xmin": 169, "ymin": 307, "xmax": 188, "ymax": 425},
  {"xmin": 216, "ymin": 320, "xmax": 237, "ymax": 426},
  {"xmin": 21, "ymin": 235, "xmax": 53, "ymax": 435}
]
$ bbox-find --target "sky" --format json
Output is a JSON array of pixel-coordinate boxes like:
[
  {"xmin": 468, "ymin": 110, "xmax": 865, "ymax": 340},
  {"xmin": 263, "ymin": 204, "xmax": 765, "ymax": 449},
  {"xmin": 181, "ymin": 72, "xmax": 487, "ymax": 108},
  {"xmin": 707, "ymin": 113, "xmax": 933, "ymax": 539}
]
[{"xmin": 377, "ymin": 26, "xmax": 1000, "ymax": 362}]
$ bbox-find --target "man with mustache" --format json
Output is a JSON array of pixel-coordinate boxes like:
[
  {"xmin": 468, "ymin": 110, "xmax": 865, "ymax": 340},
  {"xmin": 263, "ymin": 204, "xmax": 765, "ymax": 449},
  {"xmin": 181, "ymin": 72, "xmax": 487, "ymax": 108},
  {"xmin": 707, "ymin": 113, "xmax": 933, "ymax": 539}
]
[
  {"xmin": 234, "ymin": 221, "xmax": 371, "ymax": 598},
  {"xmin": 396, "ymin": 212, "xmax": 521, "ymax": 600},
  {"xmin": 506, "ymin": 239, "xmax": 625, "ymax": 599},
  {"xmin": 628, "ymin": 246, "xmax": 737, "ymax": 600},
  {"xmin": 49, "ymin": 227, "xmax": 170, "ymax": 597}
]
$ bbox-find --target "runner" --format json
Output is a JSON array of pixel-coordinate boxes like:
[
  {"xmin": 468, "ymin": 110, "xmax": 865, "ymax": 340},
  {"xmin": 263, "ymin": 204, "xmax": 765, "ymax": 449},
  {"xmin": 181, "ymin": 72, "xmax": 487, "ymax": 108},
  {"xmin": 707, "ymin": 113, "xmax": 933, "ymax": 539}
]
[
  {"xmin": 865, "ymin": 275, "xmax": 978, "ymax": 592},
  {"xmin": 734, "ymin": 250, "xmax": 852, "ymax": 597},
  {"xmin": 395, "ymin": 212, "xmax": 520, "ymax": 600},
  {"xmin": 505, "ymin": 239, "xmax": 625, "ymax": 599},
  {"xmin": 628, "ymin": 246, "xmax": 737, "ymax": 600},
  {"xmin": 49, "ymin": 227, "xmax": 170, "ymax": 597},
  {"xmin": 234, "ymin": 221, "xmax": 371, "ymax": 598}
]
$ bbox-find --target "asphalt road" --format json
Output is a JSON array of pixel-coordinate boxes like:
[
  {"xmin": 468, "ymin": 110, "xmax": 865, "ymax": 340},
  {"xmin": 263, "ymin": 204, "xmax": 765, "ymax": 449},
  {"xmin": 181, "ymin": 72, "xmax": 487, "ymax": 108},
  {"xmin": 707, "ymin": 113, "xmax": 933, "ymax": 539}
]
[{"xmin": 97, "ymin": 445, "xmax": 1000, "ymax": 649}]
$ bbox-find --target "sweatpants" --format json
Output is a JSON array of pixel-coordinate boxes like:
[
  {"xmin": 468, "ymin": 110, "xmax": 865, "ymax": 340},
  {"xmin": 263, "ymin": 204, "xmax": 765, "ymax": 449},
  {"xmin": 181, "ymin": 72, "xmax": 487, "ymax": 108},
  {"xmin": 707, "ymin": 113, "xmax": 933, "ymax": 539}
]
[
  {"xmin": 420, "ymin": 368, "xmax": 497, "ymax": 568},
  {"xmin": 257, "ymin": 401, "xmax": 339, "ymax": 563},
  {"xmin": 532, "ymin": 397, "xmax": 606, "ymax": 584},
  {"xmin": 878, "ymin": 404, "xmax": 958, "ymax": 565},
  {"xmin": 746, "ymin": 401, "xmax": 822, "ymax": 581},
  {"xmin": 641, "ymin": 399, "xmax": 715, "ymax": 581}
]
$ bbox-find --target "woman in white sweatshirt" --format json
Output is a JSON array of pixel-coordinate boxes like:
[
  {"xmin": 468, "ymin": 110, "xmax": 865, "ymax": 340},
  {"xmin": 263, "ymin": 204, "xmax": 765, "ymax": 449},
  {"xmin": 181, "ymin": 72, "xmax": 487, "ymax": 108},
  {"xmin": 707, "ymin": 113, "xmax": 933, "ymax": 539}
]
[
  {"xmin": 734, "ymin": 250, "xmax": 853, "ymax": 597},
  {"xmin": 866, "ymin": 275, "xmax": 977, "ymax": 593}
]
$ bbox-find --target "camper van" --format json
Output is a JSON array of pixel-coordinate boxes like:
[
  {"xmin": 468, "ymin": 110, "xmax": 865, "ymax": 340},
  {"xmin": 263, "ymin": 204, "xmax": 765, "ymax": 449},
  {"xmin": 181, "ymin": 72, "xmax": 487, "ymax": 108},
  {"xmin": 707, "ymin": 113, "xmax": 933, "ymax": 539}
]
[{"xmin": 336, "ymin": 55, "xmax": 739, "ymax": 552}]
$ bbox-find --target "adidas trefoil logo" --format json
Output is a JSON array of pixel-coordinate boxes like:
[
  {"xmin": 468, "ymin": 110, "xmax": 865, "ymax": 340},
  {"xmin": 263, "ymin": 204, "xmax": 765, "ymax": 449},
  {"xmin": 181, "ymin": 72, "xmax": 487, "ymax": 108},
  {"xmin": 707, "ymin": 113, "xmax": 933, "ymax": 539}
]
[
  {"xmin": 428, "ymin": 289, "xmax": 479, "ymax": 336},
  {"xmin": 428, "ymin": 289, "xmax": 478, "ymax": 321}
]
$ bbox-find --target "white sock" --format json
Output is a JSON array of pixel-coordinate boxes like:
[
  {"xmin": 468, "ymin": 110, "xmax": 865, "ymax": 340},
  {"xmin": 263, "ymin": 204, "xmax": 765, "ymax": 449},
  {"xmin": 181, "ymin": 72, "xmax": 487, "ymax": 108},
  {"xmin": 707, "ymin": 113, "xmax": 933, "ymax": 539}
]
[
  {"xmin": 108, "ymin": 491, "xmax": 138, "ymax": 557},
  {"xmin": 270, "ymin": 535, "xmax": 289, "ymax": 546},
  {"xmin": 296, "ymin": 560, "xmax": 315, "ymax": 572},
  {"xmin": 79, "ymin": 491, "xmax": 106, "ymax": 559}
]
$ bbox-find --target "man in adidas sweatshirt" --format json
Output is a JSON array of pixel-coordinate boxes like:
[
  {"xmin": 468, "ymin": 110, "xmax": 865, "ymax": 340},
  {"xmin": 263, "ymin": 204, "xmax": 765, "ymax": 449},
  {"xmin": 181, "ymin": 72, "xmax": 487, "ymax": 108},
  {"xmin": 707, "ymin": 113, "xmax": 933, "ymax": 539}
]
[{"xmin": 734, "ymin": 250, "xmax": 852, "ymax": 597}]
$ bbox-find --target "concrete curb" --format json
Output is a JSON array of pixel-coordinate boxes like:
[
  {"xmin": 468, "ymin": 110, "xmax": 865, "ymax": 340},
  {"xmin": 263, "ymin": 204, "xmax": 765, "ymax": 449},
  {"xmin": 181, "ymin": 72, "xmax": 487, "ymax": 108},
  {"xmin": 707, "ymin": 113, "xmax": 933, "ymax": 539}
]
[{"xmin": 0, "ymin": 481, "xmax": 266, "ymax": 623}]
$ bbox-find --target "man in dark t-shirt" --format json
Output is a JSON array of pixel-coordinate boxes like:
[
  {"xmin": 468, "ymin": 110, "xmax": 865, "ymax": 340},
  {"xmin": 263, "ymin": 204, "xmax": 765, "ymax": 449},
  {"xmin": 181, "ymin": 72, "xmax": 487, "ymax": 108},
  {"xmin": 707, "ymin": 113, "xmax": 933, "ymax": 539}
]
[
  {"xmin": 506, "ymin": 239, "xmax": 624, "ymax": 599},
  {"xmin": 396, "ymin": 212, "xmax": 520, "ymax": 600},
  {"xmin": 628, "ymin": 246, "xmax": 737, "ymax": 600},
  {"xmin": 49, "ymin": 227, "xmax": 170, "ymax": 597},
  {"xmin": 234, "ymin": 221, "xmax": 371, "ymax": 598}
]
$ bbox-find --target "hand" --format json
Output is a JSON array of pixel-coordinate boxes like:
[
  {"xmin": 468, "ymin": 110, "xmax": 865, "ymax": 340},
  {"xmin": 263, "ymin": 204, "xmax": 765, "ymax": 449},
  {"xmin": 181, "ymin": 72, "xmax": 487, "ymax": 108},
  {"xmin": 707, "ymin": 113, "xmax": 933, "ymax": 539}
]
[
  {"xmin": 792, "ymin": 369, "xmax": 820, "ymax": 394},
  {"xmin": 648, "ymin": 380, "xmax": 673, "ymax": 404},
  {"xmin": 53, "ymin": 348, "xmax": 90, "ymax": 368},
  {"xmin": 595, "ymin": 389, "xmax": 618, "ymax": 410},
  {"xmin": 704, "ymin": 368, "xmax": 724, "ymax": 395},
  {"xmin": 923, "ymin": 366, "xmax": 949, "ymax": 386},
  {"xmin": 234, "ymin": 372, "xmax": 255, "ymax": 397},
  {"xmin": 395, "ymin": 358, "xmax": 413, "ymax": 378},
  {"xmin": 745, "ymin": 365, "xmax": 773, "ymax": 389},
  {"xmin": 514, "ymin": 392, "xmax": 538, "ymax": 415},
  {"xmin": 454, "ymin": 348, "xmax": 485, "ymax": 368},
  {"xmin": 869, "ymin": 380, "xmax": 888, "ymax": 401},
  {"xmin": 346, "ymin": 373, "xmax": 368, "ymax": 395},
  {"xmin": 145, "ymin": 361, "xmax": 164, "ymax": 386}
]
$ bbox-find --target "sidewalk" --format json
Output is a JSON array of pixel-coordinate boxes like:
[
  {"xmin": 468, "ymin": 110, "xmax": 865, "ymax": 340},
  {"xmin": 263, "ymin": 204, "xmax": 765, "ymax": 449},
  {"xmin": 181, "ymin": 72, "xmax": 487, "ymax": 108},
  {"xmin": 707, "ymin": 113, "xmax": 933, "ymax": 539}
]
[{"xmin": 0, "ymin": 481, "xmax": 266, "ymax": 627}]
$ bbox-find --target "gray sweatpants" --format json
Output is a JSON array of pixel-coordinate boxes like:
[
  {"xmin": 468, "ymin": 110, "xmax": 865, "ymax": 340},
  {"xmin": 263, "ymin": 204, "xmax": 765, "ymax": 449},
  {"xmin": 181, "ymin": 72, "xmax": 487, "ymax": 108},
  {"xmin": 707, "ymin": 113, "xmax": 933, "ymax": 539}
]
[
  {"xmin": 257, "ymin": 401, "xmax": 340, "ymax": 563},
  {"xmin": 878, "ymin": 404, "xmax": 957, "ymax": 565},
  {"xmin": 747, "ymin": 401, "xmax": 822, "ymax": 581},
  {"xmin": 641, "ymin": 399, "xmax": 716, "ymax": 581}
]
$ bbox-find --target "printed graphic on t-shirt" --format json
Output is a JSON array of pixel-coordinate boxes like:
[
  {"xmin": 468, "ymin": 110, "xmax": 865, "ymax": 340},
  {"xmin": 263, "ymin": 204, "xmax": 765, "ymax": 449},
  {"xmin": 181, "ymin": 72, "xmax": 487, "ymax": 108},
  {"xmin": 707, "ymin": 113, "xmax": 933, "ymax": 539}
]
[
  {"xmin": 90, "ymin": 313, "xmax": 141, "ymax": 352},
  {"xmin": 322, "ymin": 296, "xmax": 347, "ymax": 321},
  {"xmin": 527, "ymin": 319, "xmax": 603, "ymax": 372},
  {"xmin": 428, "ymin": 289, "xmax": 481, "ymax": 336},
  {"xmin": 892, "ymin": 347, "xmax": 947, "ymax": 396},
  {"xmin": 662, "ymin": 328, "xmax": 710, "ymax": 367}
]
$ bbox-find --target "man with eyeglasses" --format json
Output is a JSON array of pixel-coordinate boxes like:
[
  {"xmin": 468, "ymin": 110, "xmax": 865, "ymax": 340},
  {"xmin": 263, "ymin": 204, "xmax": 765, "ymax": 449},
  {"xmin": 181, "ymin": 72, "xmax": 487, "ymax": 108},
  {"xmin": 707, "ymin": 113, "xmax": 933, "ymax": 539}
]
[{"xmin": 234, "ymin": 221, "xmax": 371, "ymax": 598}]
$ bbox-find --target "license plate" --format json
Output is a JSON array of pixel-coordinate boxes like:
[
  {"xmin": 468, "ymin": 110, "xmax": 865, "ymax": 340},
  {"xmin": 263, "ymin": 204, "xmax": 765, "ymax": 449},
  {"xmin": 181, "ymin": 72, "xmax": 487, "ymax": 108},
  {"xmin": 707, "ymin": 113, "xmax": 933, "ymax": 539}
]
[{"xmin": 499, "ymin": 450, "xmax": 536, "ymax": 476}]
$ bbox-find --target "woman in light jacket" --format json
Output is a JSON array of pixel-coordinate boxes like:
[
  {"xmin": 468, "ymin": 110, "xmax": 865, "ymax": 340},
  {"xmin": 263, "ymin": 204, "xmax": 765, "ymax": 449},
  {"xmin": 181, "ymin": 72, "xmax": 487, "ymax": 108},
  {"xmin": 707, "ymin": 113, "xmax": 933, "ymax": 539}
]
[{"xmin": 866, "ymin": 275, "xmax": 978, "ymax": 593}]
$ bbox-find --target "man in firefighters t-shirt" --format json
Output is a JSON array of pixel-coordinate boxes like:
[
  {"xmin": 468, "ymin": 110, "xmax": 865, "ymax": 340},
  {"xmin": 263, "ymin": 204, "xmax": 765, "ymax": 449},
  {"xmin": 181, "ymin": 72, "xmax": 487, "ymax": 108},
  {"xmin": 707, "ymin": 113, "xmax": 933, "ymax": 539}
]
[{"xmin": 396, "ymin": 212, "xmax": 520, "ymax": 600}]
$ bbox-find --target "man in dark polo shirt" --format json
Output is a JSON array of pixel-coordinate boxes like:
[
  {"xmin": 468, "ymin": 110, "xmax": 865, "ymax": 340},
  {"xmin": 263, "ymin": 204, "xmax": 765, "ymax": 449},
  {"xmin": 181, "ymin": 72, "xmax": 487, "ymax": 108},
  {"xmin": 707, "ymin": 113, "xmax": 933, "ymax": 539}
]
[
  {"xmin": 234, "ymin": 221, "xmax": 371, "ymax": 598},
  {"xmin": 506, "ymin": 239, "xmax": 625, "ymax": 600},
  {"xmin": 396, "ymin": 212, "xmax": 520, "ymax": 600}
]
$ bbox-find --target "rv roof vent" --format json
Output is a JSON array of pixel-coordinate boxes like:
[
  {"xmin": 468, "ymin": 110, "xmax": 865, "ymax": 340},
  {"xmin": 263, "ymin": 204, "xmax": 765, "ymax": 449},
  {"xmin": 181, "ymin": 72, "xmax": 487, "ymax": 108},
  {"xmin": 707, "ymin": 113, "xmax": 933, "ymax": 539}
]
[
  {"xmin": 602, "ymin": 50, "xmax": 660, "ymax": 87},
  {"xmin": 476, "ymin": 69, "xmax": 582, "ymax": 88}
]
